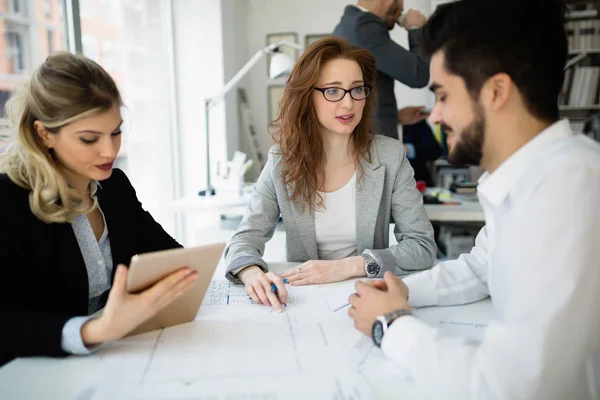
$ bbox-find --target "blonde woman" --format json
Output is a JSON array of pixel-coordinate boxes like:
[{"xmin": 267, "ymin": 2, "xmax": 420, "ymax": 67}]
[{"xmin": 0, "ymin": 52, "xmax": 198, "ymax": 366}]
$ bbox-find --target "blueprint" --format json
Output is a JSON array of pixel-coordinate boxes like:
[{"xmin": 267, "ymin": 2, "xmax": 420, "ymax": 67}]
[
  {"xmin": 0, "ymin": 273, "xmax": 498, "ymax": 400},
  {"xmin": 88, "ymin": 282, "xmax": 380, "ymax": 399}
]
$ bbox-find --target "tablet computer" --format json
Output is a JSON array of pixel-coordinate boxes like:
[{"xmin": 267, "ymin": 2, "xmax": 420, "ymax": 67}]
[{"xmin": 124, "ymin": 242, "xmax": 225, "ymax": 336}]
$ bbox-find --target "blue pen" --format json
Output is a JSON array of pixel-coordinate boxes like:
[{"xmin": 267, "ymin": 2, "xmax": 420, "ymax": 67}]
[
  {"xmin": 270, "ymin": 279, "xmax": 288, "ymax": 307},
  {"xmin": 270, "ymin": 278, "xmax": 288, "ymax": 293}
]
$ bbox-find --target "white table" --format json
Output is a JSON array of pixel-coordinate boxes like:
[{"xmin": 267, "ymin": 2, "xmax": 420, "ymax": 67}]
[{"xmin": 0, "ymin": 262, "xmax": 497, "ymax": 400}]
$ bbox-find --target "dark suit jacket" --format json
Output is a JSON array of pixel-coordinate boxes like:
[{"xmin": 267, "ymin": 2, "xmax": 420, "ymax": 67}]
[
  {"xmin": 0, "ymin": 169, "xmax": 181, "ymax": 367},
  {"xmin": 333, "ymin": 5, "xmax": 430, "ymax": 139},
  {"xmin": 403, "ymin": 120, "xmax": 442, "ymax": 185}
]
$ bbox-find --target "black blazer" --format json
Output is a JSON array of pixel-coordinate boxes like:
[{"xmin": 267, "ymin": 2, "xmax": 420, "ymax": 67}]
[
  {"xmin": 333, "ymin": 5, "xmax": 430, "ymax": 139},
  {"xmin": 0, "ymin": 169, "xmax": 181, "ymax": 367}
]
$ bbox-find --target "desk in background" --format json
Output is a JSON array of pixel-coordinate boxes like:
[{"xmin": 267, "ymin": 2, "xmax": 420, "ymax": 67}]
[
  {"xmin": 0, "ymin": 262, "xmax": 497, "ymax": 400},
  {"xmin": 169, "ymin": 188, "xmax": 485, "ymax": 252},
  {"xmin": 169, "ymin": 187, "xmax": 485, "ymax": 223}
]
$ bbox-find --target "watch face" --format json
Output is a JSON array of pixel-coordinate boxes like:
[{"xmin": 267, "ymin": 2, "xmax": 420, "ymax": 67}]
[
  {"xmin": 372, "ymin": 320, "xmax": 384, "ymax": 347},
  {"xmin": 366, "ymin": 260, "xmax": 380, "ymax": 276}
]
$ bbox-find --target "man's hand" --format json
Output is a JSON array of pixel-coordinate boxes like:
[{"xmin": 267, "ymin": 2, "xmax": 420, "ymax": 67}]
[
  {"xmin": 348, "ymin": 272, "xmax": 411, "ymax": 337},
  {"xmin": 398, "ymin": 106, "xmax": 429, "ymax": 125},
  {"xmin": 401, "ymin": 9, "xmax": 427, "ymax": 29},
  {"xmin": 279, "ymin": 256, "xmax": 365, "ymax": 286}
]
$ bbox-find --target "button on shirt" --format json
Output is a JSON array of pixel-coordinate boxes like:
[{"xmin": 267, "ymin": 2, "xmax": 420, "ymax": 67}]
[
  {"xmin": 381, "ymin": 120, "xmax": 600, "ymax": 399},
  {"xmin": 61, "ymin": 181, "xmax": 114, "ymax": 355}
]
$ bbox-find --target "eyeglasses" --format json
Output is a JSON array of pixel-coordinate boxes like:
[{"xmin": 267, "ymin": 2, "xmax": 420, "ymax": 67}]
[{"xmin": 313, "ymin": 85, "xmax": 372, "ymax": 102}]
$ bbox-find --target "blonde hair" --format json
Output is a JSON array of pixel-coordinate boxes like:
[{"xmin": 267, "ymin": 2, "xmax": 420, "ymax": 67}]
[{"xmin": 0, "ymin": 52, "xmax": 121, "ymax": 223}]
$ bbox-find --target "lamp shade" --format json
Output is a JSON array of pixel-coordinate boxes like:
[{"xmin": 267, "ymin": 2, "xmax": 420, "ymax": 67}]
[{"xmin": 269, "ymin": 51, "xmax": 295, "ymax": 79}]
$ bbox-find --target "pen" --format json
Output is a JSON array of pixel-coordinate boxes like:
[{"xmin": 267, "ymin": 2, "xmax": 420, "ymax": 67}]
[
  {"xmin": 270, "ymin": 278, "xmax": 288, "ymax": 293},
  {"xmin": 271, "ymin": 278, "xmax": 288, "ymax": 308}
]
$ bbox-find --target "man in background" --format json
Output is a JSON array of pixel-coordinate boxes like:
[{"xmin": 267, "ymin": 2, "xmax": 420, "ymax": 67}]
[{"xmin": 333, "ymin": 0, "xmax": 430, "ymax": 139}]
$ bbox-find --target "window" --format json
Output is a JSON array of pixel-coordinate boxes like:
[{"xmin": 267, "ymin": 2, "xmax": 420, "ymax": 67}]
[
  {"xmin": 80, "ymin": 0, "xmax": 178, "ymax": 234},
  {"xmin": 78, "ymin": 0, "xmax": 95, "ymax": 19},
  {"xmin": 0, "ymin": 0, "xmax": 65, "ymax": 125},
  {"xmin": 100, "ymin": 40, "xmax": 122, "ymax": 72},
  {"xmin": 47, "ymin": 29, "xmax": 54, "ymax": 54},
  {"xmin": 82, "ymin": 35, "xmax": 99, "ymax": 62},
  {"xmin": 99, "ymin": 0, "xmax": 120, "ymax": 23},
  {"xmin": 44, "ymin": 0, "xmax": 52, "ymax": 18},
  {"xmin": 5, "ymin": 29, "xmax": 26, "ymax": 73},
  {"xmin": 9, "ymin": 0, "xmax": 25, "ymax": 15}
]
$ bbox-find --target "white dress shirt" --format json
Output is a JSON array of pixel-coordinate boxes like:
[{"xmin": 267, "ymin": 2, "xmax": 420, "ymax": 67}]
[
  {"xmin": 382, "ymin": 120, "xmax": 600, "ymax": 399},
  {"xmin": 315, "ymin": 171, "xmax": 357, "ymax": 260}
]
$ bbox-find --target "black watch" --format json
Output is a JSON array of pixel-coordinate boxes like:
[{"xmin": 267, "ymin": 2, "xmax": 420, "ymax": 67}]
[
  {"xmin": 361, "ymin": 250, "xmax": 380, "ymax": 278},
  {"xmin": 372, "ymin": 309, "xmax": 412, "ymax": 348}
]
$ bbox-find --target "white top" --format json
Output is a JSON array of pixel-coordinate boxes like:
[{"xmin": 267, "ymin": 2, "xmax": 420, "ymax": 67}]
[
  {"xmin": 315, "ymin": 171, "xmax": 357, "ymax": 260},
  {"xmin": 382, "ymin": 119, "xmax": 600, "ymax": 399}
]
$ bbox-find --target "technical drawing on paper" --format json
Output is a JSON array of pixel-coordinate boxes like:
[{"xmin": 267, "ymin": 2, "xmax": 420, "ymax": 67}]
[{"xmin": 204, "ymin": 280, "xmax": 295, "ymax": 306}]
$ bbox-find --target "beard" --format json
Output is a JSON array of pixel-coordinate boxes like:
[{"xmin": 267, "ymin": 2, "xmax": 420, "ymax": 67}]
[
  {"xmin": 384, "ymin": 3, "xmax": 402, "ymax": 30},
  {"xmin": 445, "ymin": 103, "xmax": 485, "ymax": 167}
]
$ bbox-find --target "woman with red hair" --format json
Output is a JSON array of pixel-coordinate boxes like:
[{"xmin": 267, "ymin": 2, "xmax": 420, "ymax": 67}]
[{"xmin": 225, "ymin": 37, "xmax": 435, "ymax": 311}]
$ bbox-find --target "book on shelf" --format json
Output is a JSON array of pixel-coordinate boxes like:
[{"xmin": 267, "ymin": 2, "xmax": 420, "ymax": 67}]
[
  {"xmin": 566, "ymin": 19, "xmax": 600, "ymax": 52},
  {"xmin": 562, "ymin": 1, "xmax": 600, "ymax": 144},
  {"xmin": 562, "ymin": 66, "xmax": 600, "ymax": 107}
]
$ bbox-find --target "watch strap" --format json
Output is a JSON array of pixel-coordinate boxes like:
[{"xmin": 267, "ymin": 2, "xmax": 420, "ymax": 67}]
[{"xmin": 384, "ymin": 308, "xmax": 413, "ymax": 325}]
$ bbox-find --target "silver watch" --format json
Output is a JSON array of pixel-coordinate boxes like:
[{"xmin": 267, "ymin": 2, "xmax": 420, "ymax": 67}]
[
  {"xmin": 361, "ymin": 250, "xmax": 381, "ymax": 278},
  {"xmin": 372, "ymin": 309, "xmax": 413, "ymax": 347}
]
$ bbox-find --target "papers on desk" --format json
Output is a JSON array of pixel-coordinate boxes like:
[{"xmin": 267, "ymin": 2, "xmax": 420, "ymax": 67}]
[
  {"xmin": 87, "ymin": 282, "xmax": 380, "ymax": 400},
  {"xmin": 415, "ymin": 299, "xmax": 499, "ymax": 342},
  {"xmin": 203, "ymin": 280, "xmax": 296, "ymax": 306},
  {"xmin": 316, "ymin": 278, "xmax": 358, "ymax": 312}
]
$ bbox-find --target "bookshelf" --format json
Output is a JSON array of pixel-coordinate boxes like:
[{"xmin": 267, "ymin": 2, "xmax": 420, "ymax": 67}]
[{"xmin": 562, "ymin": 0, "xmax": 600, "ymax": 141}]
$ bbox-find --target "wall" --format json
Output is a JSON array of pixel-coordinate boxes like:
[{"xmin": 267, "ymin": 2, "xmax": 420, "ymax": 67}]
[
  {"xmin": 221, "ymin": 0, "xmax": 250, "ymax": 159},
  {"xmin": 238, "ymin": 0, "xmax": 434, "ymax": 169}
]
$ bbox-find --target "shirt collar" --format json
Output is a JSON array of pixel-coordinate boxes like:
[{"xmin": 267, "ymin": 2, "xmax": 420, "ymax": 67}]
[
  {"xmin": 90, "ymin": 180, "xmax": 102, "ymax": 197},
  {"xmin": 477, "ymin": 119, "xmax": 573, "ymax": 208},
  {"xmin": 353, "ymin": 4, "xmax": 369, "ymax": 13},
  {"xmin": 66, "ymin": 180, "xmax": 102, "ymax": 198}
]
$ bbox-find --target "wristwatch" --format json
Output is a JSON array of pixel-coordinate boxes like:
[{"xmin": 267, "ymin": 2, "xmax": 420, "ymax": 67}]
[
  {"xmin": 361, "ymin": 249, "xmax": 381, "ymax": 278},
  {"xmin": 372, "ymin": 309, "xmax": 413, "ymax": 348}
]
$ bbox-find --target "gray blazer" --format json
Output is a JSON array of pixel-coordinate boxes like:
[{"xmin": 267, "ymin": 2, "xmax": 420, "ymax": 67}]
[
  {"xmin": 225, "ymin": 135, "xmax": 436, "ymax": 283},
  {"xmin": 333, "ymin": 5, "xmax": 430, "ymax": 139}
]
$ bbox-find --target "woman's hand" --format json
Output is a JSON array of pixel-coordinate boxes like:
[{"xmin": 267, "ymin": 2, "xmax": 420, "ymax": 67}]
[
  {"xmin": 81, "ymin": 264, "xmax": 199, "ymax": 345},
  {"xmin": 279, "ymin": 256, "xmax": 366, "ymax": 286},
  {"xmin": 238, "ymin": 265, "xmax": 287, "ymax": 312}
]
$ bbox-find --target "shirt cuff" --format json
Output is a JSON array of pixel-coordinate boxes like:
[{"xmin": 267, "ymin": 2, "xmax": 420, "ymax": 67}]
[
  {"xmin": 380, "ymin": 315, "xmax": 432, "ymax": 367},
  {"xmin": 61, "ymin": 316, "xmax": 102, "ymax": 355},
  {"xmin": 403, "ymin": 270, "xmax": 438, "ymax": 308},
  {"xmin": 225, "ymin": 256, "xmax": 268, "ymax": 283}
]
